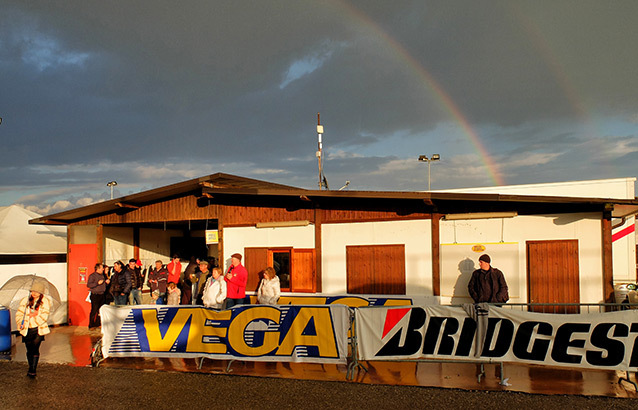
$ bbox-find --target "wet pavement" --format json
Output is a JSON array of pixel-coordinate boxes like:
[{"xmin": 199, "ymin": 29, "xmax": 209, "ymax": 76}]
[{"xmin": 3, "ymin": 325, "xmax": 638, "ymax": 402}]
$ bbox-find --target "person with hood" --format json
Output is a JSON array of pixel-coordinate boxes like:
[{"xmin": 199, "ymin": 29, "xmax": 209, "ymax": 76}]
[
  {"xmin": 87, "ymin": 262, "xmax": 110, "ymax": 328},
  {"xmin": 203, "ymin": 267, "xmax": 227, "ymax": 309},
  {"xmin": 15, "ymin": 282, "xmax": 50, "ymax": 378},
  {"xmin": 257, "ymin": 267, "xmax": 280, "ymax": 305},
  {"xmin": 225, "ymin": 253, "xmax": 247, "ymax": 308},
  {"xmin": 467, "ymin": 254, "xmax": 509, "ymax": 303}
]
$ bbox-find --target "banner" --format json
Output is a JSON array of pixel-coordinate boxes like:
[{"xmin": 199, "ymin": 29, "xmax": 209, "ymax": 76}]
[
  {"xmin": 356, "ymin": 305, "xmax": 638, "ymax": 371},
  {"xmin": 101, "ymin": 304, "xmax": 350, "ymax": 364}
]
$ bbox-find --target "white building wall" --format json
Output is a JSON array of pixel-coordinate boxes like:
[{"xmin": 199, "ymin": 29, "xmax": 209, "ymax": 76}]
[
  {"xmin": 440, "ymin": 212, "xmax": 603, "ymax": 304},
  {"xmin": 139, "ymin": 228, "xmax": 182, "ymax": 267},
  {"xmin": 104, "ymin": 227, "xmax": 134, "ymax": 266},
  {"xmin": 223, "ymin": 225, "xmax": 315, "ymax": 271},
  {"xmin": 437, "ymin": 177, "xmax": 636, "ymax": 199},
  {"xmin": 438, "ymin": 178, "xmax": 636, "ymax": 285},
  {"xmin": 321, "ymin": 220, "xmax": 432, "ymax": 297}
]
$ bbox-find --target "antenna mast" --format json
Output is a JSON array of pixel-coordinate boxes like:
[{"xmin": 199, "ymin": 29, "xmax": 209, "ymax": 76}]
[{"xmin": 316, "ymin": 113, "xmax": 328, "ymax": 190}]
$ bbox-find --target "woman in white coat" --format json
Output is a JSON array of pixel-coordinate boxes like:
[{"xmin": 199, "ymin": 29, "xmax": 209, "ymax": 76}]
[
  {"xmin": 15, "ymin": 282, "xmax": 50, "ymax": 378},
  {"xmin": 257, "ymin": 267, "xmax": 281, "ymax": 305},
  {"xmin": 203, "ymin": 267, "xmax": 227, "ymax": 309}
]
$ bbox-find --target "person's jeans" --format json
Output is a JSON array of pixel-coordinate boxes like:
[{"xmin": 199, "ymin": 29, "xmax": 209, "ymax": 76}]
[
  {"xmin": 225, "ymin": 298, "xmax": 244, "ymax": 308},
  {"xmin": 130, "ymin": 289, "xmax": 142, "ymax": 305},
  {"xmin": 114, "ymin": 294, "xmax": 128, "ymax": 306}
]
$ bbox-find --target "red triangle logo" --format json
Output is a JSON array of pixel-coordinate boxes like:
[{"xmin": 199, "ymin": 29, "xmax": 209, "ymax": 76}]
[{"xmin": 382, "ymin": 308, "xmax": 411, "ymax": 338}]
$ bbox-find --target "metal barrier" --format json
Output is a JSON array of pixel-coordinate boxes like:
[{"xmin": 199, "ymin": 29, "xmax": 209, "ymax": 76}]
[
  {"xmin": 494, "ymin": 302, "xmax": 638, "ymax": 314},
  {"xmin": 346, "ymin": 302, "xmax": 638, "ymax": 389}
]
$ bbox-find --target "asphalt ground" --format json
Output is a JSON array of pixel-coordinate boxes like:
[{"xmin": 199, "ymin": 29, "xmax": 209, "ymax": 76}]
[{"xmin": 1, "ymin": 361, "xmax": 636, "ymax": 410}]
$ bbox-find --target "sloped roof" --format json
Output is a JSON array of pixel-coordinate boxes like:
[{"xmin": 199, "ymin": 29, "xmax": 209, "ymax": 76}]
[
  {"xmin": 29, "ymin": 173, "xmax": 301, "ymax": 225},
  {"xmin": 0, "ymin": 205, "xmax": 67, "ymax": 254},
  {"xmin": 29, "ymin": 173, "xmax": 638, "ymax": 226}
]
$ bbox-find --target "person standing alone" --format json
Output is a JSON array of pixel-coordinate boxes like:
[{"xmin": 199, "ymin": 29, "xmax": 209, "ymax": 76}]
[
  {"xmin": 467, "ymin": 254, "xmax": 509, "ymax": 303},
  {"xmin": 15, "ymin": 283, "xmax": 50, "ymax": 378}
]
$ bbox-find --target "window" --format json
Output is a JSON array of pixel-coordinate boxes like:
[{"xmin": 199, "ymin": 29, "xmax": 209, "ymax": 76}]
[
  {"xmin": 244, "ymin": 247, "xmax": 316, "ymax": 293},
  {"xmin": 346, "ymin": 244, "xmax": 406, "ymax": 295}
]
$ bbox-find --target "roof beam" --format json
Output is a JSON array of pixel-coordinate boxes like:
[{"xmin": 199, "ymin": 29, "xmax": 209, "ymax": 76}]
[{"xmin": 115, "ymin": 202, "xmax": 140, "ymax": 209}]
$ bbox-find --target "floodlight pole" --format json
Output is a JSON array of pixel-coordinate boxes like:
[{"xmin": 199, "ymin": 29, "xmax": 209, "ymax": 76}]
[
  {"xmin": 418, "ymin": 154, "xmax": 440, "ymax": 191},
  {"xmin": 106, "ymin": 181, "xmax": 117, "ymax": 199}
]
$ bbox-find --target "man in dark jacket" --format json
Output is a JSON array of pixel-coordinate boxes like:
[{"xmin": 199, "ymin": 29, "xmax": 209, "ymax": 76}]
[
  {"xmin": 468, "ymin": 254, "xmax": 509, "ymax": 303},
  {"xmin": 87, "ymin": 263, "xmax": 110, "ymax": 328},
  {"xmin": 111, "ymin": 261, "xmax": 132, "ymax": 306},
  {"xmin": 127, "ymin": 259, "xmax": 145, "ymax": 305}
]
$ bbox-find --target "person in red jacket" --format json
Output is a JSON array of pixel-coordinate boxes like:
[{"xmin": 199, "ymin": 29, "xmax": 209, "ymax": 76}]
[
  {"xmin": 167, "ymin": 255, "xmax": 182, "ymax": 286},
  {"xmin": 224, "ymin": 253, "xmax": 247, "ymax": 308}
]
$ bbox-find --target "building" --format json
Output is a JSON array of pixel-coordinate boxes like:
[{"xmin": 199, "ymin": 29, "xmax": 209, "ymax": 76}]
[
  {"xmin": 1, "ymin": 205, "xmax": 67, "ymax": 329},
  {"xmin": 29, "ymin": 173, "xmax": 638, "ymax": 326}
]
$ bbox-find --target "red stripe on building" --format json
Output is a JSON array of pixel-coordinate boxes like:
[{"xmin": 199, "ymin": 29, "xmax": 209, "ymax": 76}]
[{"xmin": 612, "ymin": 224, "xmax": 636, "ymax": 242}]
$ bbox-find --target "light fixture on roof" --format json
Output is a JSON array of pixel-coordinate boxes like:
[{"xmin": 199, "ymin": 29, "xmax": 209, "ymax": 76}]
[
  {"xmin": 418, "ymin": 154, "xmax": 440, "ymax": 191},
  {"xmin": 106, "ymin": 181, "xmax": 117, "ymax": 199},
  {"xmin": 443, "ymin": 212, "xmax": 518, "ymax": 220}
]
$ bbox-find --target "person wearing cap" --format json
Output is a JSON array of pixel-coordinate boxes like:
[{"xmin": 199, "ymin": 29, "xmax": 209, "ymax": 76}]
[
  {"xmin": 15, "ymin": 282, "xmax": 51, "ymax": 378},
  {"xmin": 225, "ymin": 253, "xmax": 248, "ymax": 308},
  {"xmin": 193, "ymin": 259, "xmax": 211, "ymax": 305},
  {"xmin": 468, "ymin": 254, "xmax": 509, "ymax": 303}
]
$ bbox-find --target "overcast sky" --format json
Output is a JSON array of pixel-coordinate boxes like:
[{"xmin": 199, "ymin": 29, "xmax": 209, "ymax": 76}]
[{"xmin": 2, "ymin": 1, "xmax": 638, "ymax": 215}]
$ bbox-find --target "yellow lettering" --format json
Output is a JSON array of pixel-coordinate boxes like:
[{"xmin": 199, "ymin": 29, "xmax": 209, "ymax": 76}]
[
  {"xmin": 142, "ymin": 309, "xmax": 198, "ymax": 351},
  {"xmin": 187, "ymin": 309, "xmax": 232, "ymax": 353},
  {"xmin": 228, "ymin": 307, "xmax": 281, "ymax": 356},
  {"xmin": 278, "ymin": 307, "xmax": 338, "ymax": 358},
  {"xmin": 278, "ymin": 296, "xmax": 328, "ymax": 305},
  {"xmin": 329, "ymin": 297, "xmax": 368, "ymax": 308}
]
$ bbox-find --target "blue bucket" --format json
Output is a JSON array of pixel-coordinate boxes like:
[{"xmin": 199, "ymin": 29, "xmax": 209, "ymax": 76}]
[{"xmin": 0, "ymin": 308, "xmax": 11, "ymax": 352}]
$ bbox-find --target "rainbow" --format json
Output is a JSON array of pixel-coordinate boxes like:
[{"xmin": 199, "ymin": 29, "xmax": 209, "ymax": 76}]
[{"xmin": 332, "ymin": 0, "xmax": 506, "ymax": 186}]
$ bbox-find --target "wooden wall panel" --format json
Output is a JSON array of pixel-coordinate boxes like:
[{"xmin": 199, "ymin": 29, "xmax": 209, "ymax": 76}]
[
  {"xmin": 223, "ymin": 206, "xmax": 313, "ymax": 226},
  {"xmin": 346, "ymin": 244, "xmax": 406, "ymax": 295},
  {"xmin": 75, "ymin": 196, "xmax": 219, "ymax": 225},
  {"xmin": 323, "ymin": 209, "xmax": 430, "ymax": 223},
  {"xmin": 527, "ymin": 240, "xmax": 580, "ymax": 313},
  {"xmin": 292, "ymin": 249, "xmax": 316, "ymax": 292}
]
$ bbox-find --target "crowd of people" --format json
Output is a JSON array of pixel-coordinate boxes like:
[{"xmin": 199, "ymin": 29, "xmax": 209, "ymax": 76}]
[{"xmin": 86, "ymin": 252, "xmax": 281, "ymax": 329}]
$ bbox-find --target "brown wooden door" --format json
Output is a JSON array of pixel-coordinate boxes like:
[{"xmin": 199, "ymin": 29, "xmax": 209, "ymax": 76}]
[
  {"xmin": 527, "ymin": 240, "xmax": 580, "ymax": 313},
  {"xmin": 346, "ymin": 244, "xmax": 406, "ymax": 295},
  {"xmin": 291, "ymin": 249, "xmax": 316, "ymax": 292}
]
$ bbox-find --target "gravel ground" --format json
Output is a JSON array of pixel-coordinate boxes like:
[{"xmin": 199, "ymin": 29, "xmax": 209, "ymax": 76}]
[{"xmin": 1, "ymin": 361, "xmax": 636, "ymax": 410}]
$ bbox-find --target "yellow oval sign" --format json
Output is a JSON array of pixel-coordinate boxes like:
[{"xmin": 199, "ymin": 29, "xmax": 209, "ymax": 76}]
[{"xmin": 472, "ymin": 244, "xmax": 486, "ymax": 253}]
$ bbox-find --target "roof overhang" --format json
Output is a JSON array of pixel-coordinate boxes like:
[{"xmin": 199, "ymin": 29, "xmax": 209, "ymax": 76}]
[{"xmin": 29, "ymin": 173, "xmax": 638, "ymax": 226}]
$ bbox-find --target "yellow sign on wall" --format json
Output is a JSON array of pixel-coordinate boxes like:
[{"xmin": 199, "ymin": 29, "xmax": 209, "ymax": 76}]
[{"xmin": 205, "ymin": 230, "xmax": 219, "ymax": 244}]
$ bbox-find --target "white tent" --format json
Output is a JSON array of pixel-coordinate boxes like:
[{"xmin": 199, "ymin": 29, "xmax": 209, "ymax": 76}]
[
  {"xmin": 0, "ymin": 205, "xmax": 68, "ymax": 330},
  {"xmin": 0, "ymin": 205, "xmax": 67, "ymax": 254}
]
